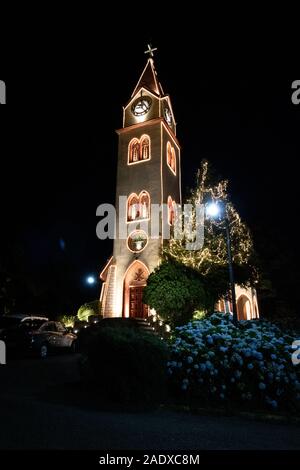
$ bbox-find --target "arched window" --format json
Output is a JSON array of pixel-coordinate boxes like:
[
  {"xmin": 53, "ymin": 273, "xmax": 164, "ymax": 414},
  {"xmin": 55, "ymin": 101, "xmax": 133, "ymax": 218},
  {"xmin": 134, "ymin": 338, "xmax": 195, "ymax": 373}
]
[
  {"xmin": 167, "ymin": 142, "xmax": 172, "ymax": 167},
  {"xmin": 237, "ymin": 295, "xmax": 252, "ymax": 321},
  {"xmin": 171, "ymin": 147, "xmax": 176, "ymax": 173},
  {"xmin": 128, "ymin": 136, "xmax": 151, "ymax": 164},
  {"xmin": 127, "ymin": 191, "xmax": 150, "ymax": 221},
  {"xmin": 168, "ymin": 196, "xmax": 176, "ymax": 225},
  {"xmin": 140, "ymin": 135, "xmax": 150, "ymax": 160},
  {"xmin": 167, "ymin": 142, "xmax": 176, "ymax": 175},
  {"xmin": 139, "ymin": 191, "xmax": 150, "ymax": 219},
  {"xmin": 129, "ymin": 139, "xmax": 140, "ymax": 163},
  {"xmin": 127, "ymin": 194, "xmax": 139, "ymax": 221}
]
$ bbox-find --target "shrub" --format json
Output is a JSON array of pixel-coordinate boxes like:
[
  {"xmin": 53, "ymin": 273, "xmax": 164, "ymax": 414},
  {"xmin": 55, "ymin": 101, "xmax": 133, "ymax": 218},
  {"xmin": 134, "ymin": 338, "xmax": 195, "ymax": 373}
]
[
  {"xmin": 59, "ymin": 314, "xmax": 76, "ymax": 328},
  {"xmin": 77, "ymin": 300, "xmax": 101, "ymax": 322},
  {"xmin": 167, "ymin": 313, "xmax": 300, "ymax": 412},
  {"xmin": 81, "ymin": 326, "xmax": 169, "ymax": 408},
  {"xmin": 143, "ymin": 260, "xmax": 214, "ymax": 327}
]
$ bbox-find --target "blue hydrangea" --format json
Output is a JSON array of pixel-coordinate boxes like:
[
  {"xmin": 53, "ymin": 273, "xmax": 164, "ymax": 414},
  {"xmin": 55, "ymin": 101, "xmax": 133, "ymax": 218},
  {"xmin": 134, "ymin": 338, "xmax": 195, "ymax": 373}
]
[
  {"xmin": 254, "ymin": 352, "xmax": 263, "ymax": 361},
  {"xmin": 168, "ymin": 314, "xmax": 300, "ymax": 411}
]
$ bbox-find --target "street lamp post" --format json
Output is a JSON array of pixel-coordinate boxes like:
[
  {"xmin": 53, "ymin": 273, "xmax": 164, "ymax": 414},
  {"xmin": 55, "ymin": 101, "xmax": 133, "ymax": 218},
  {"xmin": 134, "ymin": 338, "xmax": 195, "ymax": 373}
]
[
  {"xmin": 206, "ymin": 201, "xmax": 238, "ymax": 325},
  {"xmin": 224, "ymin": 211, "xmax": 238, "ymax": 325}
]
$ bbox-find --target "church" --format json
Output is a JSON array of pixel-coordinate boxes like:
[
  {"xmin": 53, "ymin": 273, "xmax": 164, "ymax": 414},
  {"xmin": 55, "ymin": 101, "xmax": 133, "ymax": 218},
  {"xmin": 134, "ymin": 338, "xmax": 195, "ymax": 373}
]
[{"xmin": 99, "ymin": 47, "xmax": 259, "ymax": 322}]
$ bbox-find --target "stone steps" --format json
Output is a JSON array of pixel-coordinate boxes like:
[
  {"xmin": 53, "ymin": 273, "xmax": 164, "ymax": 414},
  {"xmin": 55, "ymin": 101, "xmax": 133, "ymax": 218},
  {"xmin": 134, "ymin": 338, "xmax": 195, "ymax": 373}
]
[{"xmin": 132, "ymin": 318, "xmax": 159, "ymax": 336}]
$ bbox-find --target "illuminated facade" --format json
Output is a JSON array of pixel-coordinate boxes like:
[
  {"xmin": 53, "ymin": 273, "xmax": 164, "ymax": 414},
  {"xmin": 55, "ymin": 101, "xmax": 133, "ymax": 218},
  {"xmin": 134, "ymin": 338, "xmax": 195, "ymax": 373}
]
[
  {"xmin": 216, "ymin": 285, "xmax": 259, "ymax": 321},
  {"xmin": 100, "ymin": 55, "xmax": 181, "ymax": 318},
  {"xmin": 100, "ymin": 54, "xmax": 259, "ymax": 321}
]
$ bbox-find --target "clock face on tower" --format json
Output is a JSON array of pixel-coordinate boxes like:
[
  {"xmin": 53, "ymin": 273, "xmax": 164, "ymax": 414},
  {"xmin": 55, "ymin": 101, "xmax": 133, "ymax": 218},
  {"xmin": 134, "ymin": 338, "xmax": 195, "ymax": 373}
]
[
  {"xmin": 132, "ymin": 96, "xmax": 152, "ymax": 116},
  {"xmin": 164, "ymin": 106, "xmax": 172, "ymax": 126}
]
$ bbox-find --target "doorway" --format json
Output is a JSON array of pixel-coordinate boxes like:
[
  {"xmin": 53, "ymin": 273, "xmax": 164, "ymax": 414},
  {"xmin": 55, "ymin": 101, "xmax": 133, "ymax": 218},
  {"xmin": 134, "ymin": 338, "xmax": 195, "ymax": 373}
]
[
  {"xmin": 129, "ymin": 286, "xmax": 148, "ymax": 318},
  {"xmin": 123, "ymin": 260, "xmax": 150, "ymax": 318}
]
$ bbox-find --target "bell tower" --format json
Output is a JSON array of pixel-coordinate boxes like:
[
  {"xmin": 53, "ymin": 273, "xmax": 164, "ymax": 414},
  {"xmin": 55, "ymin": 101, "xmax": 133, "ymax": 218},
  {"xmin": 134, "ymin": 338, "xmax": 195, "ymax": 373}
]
[{"xmin": 100, "ymin": 47, "xmax": 182, "ymax": 318}]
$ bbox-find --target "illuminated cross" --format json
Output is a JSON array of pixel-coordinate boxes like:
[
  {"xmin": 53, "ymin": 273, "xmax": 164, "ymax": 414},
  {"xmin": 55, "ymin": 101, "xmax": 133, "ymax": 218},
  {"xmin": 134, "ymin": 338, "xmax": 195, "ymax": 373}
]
[{"xmin": 144, "ymin": 44, "xmax": 157, "ymax": 58}]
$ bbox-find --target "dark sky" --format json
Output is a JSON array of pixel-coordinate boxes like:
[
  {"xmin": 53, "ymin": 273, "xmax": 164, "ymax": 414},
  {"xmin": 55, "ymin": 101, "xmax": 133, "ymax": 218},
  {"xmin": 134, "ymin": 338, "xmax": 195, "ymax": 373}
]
[{"xmin": 1, "ymin": 31, "xmax": 299, "ymax": 315}]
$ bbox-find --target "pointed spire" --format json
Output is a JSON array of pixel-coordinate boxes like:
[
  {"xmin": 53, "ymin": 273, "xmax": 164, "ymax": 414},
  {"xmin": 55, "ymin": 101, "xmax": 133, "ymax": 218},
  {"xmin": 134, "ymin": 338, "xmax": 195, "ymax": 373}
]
[{"xmin": 131, "ymin": 57, "xmax": 164, "ymax": 98}]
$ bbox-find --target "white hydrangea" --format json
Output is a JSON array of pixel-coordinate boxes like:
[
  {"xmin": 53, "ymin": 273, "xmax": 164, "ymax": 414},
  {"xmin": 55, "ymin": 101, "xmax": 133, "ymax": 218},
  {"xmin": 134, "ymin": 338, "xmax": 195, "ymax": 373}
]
[{"xmin": 168, "ymin": 313, "xmax": 300, "ymax": 411}]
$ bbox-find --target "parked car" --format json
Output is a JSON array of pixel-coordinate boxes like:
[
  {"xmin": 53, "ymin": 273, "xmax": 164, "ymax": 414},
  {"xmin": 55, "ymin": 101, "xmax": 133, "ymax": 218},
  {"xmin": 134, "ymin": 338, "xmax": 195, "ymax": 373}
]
[
  {"xmin": 0, "ymin": 314, "xmax": 48, "ymax": 338},
  {"xmin": 30, "ymin": 321, "xmax": 78, "ymax": 358},
  {"xmin": 0, "ymin": 315, "xmax": 77, "ymax": 358}
]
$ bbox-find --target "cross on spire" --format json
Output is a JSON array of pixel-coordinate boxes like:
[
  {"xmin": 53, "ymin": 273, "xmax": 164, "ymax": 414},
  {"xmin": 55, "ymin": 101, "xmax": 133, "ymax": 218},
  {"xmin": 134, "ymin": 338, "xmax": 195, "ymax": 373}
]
[{"xmin": 144, "ymin": 44, "xmax": 157, "ymax": 58}]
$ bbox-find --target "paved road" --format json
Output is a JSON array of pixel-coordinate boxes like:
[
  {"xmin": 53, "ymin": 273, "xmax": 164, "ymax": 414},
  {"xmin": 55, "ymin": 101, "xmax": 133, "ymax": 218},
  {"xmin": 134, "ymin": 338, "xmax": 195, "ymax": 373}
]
[{"xmin": 0, "ymin": 355, "xmax": 299, "ymax": 450}]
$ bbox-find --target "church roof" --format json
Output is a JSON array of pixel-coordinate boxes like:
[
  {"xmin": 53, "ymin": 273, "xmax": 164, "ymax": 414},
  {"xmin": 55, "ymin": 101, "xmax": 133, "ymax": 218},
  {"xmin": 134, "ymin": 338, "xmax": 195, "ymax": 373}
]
[
  {"xmin": 100, "ymin": 256, "xmax": 114, "ymax": 281},
  {"xmin": 131, "ymin": 58, "xmax": 164, "ymax": 98}
]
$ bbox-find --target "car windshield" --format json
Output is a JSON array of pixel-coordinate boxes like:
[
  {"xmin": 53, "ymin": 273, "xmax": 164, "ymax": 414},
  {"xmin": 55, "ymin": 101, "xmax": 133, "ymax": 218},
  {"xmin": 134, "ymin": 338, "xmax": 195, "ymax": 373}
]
[
  {"xmin": 19, "ymin": 320, "xmax": 46, "ymax": 331},
  {"xmin": 0, "ymin": 317, "xmax": 21, "ymax": 328}
]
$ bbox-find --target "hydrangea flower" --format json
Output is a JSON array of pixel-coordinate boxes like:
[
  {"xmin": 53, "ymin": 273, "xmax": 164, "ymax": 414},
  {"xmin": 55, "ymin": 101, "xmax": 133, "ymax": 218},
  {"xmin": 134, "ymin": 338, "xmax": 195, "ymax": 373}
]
[{"xmin": 168, "ymin": 313, "xmax": 300, "ymax": 411}]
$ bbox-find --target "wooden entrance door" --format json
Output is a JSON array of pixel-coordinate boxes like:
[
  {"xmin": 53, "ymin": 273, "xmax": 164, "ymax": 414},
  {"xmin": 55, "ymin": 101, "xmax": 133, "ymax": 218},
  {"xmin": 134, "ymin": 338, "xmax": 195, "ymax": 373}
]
[{"xmin": 129, "ymin": 286, "xmax": 148, "ymax": 318}]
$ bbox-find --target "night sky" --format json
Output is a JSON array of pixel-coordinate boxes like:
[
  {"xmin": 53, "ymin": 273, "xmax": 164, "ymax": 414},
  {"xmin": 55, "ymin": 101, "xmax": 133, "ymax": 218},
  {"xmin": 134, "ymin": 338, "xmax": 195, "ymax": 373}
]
[{"xmin": 1, "ymin": 31, "xmax": 299, "ymax": 316}]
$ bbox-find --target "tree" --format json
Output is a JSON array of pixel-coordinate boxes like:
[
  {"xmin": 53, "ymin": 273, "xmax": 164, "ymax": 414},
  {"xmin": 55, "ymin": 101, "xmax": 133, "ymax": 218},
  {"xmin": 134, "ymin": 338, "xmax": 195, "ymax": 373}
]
[
  {"xmin": 77, "ymin": 299, "xmax": 101, "ymax": 322},
  {"xmin": 144, "ymin": 160, "xmax": 259, "ymax": 326},
  {"xmin": 164, "ymin": 160, "xmax": 258, "ymax": 286},
  {"xmin": 143, "ymin": 259, "xmax": 216, "ymax": 327}
]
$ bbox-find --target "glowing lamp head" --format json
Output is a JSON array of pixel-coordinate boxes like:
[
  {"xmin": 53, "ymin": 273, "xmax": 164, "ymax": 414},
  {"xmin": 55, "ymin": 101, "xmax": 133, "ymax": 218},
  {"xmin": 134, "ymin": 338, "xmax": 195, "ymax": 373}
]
[
  {"xmin": 206, "ymin": 202, "xmax": 220, "ymax": 218},
  {"xmin": 86, "ymin": 276, "xmax": 96, "ymax": 285}
]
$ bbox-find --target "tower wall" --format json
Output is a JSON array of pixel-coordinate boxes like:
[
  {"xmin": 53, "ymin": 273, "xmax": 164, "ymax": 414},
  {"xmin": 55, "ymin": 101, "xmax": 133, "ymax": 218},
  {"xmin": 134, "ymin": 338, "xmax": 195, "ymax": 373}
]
[
  {"xmin": 111, "ymin": 122, "xmax": 163, "ymax": 317},
  {"xmin": 100, "ymin": 58, "xmax": 181, "ymax": 318}
]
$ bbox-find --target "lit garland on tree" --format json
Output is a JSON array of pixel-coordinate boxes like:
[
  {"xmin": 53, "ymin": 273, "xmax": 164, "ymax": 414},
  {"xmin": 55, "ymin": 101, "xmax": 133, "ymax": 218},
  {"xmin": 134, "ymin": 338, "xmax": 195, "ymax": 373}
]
[{"xmin": 164, "ymin": 160, "xmax": 258, "ymax": 285}]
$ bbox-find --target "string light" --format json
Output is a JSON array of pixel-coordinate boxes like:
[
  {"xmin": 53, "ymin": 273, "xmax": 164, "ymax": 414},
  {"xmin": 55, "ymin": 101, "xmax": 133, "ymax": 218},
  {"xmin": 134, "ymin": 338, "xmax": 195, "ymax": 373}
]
[{"xmin": 163, "ymin": 160, "xmax": 256, "ymax": 278}]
